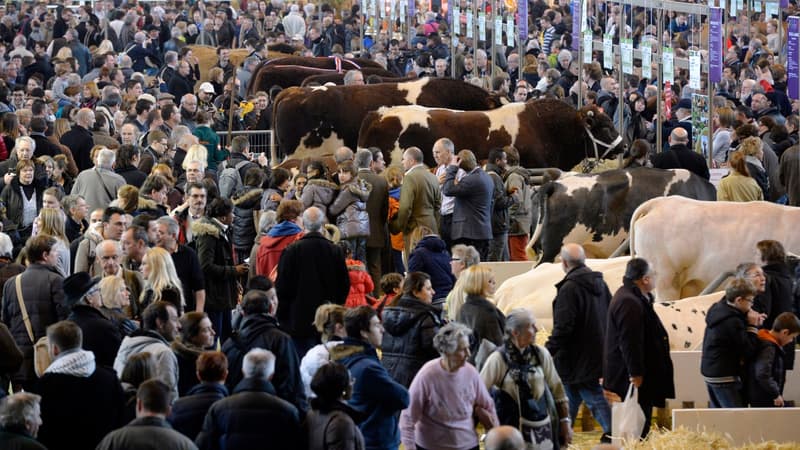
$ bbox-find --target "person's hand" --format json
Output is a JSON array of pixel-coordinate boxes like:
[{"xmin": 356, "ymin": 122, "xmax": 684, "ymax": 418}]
[
  {"xmin": 560, "ymin": 421, "xmax": 573, "ymax": 446},
  {"xmin": 258, "ymin": 153, "xmax": 269, "ymax": 167},
  {"xmin": 747, "ymin": 309, "xmax": 766, "ymax": 327},
  {"xmin": 775, "ymin": 395, "xmax": 785, "ymax": 407},
  {"xmin": 450, "ymin": 156, "xmax": 460, "ymax": 167},
  {"xmin": 3, "ymin": 172, "xmax": 14, "ymax": 185},
  {"xmin": 630, "ymin": 375, "xmax": 643, "ymax": 388},
  {"xmin": 269, "ymin": 192, "xmax": 282, "ymax": 202},
  {"xmin": 603, "ymin": 389, "xmax": 622, "ymax": 403},
  {"xmin": 234, "ymin": 264, "xmax": 249, "ymax": 275}
]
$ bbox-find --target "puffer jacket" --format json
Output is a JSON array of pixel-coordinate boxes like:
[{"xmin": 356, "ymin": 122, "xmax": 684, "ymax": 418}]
[
  {"xmin": 168, "ymin": 382, "xmax": 229, "ymax": 441},
  {"xmin": 193, "ymin": 218, "xmax": 239, "ymax": 312},
  {"xmin": 345, "ymin": 259, "xmax": 375, "ymax": 308},
  {"xmin": 381, "ymin": 295, "xmax": 443, "ymax": 387},
  {"xmin": 113, "ymin": 329, "xmax": 179, "ymax": 399},
  {"xmin": 407, "ymin": 235, "xmax": 456, "ymax": 301},
  {"xmin": 701, "ymin": 299, "xmax": 759, "ymax": 381},
  {"xmin": 329, "ymin": 179, "xmax": 371, "ymax": 239},
  {"xmin": 301, "ymin": 178, "xmax": 338, "ymax": 217},
  {"xmin": 231, "ymin": 186, "xmax": 264, "ymax": 250},
  {"xmin": 1, "ymin": 264, "xmax": 67, "ymax": 389}
]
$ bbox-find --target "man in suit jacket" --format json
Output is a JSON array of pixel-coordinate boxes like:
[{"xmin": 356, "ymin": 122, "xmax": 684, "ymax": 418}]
[
  {"xmin": 652, "ymin": 127, "xmax": 710, "ymax": 180},
  {"xmin": 356, "ymin": 149, "xmax": 389, "ymax": 295},
  {"xmin": 390, "ymin": 147, "xmax": 441, "ymax": 259},
  {"xmin": 441, "ymin": 149, "xmax": 494, "ymax": 260}
]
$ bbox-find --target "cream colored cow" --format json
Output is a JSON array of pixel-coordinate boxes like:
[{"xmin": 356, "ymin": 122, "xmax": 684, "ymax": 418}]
[{"xmin": 630, "ymin": 197, "xmax": 800, "ymax": 300}]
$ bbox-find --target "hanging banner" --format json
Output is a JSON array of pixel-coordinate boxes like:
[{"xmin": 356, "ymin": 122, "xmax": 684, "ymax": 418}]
[
  {"xmin": 408, "ymin": 0, "xmax": 415, "ymax": 22},
  {"xmin": 495, "ymin": 15, "xmax": 503, "ymax": 46},
  {"xmin": 390, "ymin": 0, "xmax": 396, "ymax": 23},
  {"xmin": 583, "ymin": 31, "xmax": 593, "ymax": 64},
  {"xmin": 782, "ymin": 0, "xmax": 790, "ymax": 8},
  {"xmin": 478, "ymin": 11, "xmax": 486, "ymax": 42},
  {"xmin": 689, "ymin": 50, "xmax": 701, "ymax": 89},
  {"xmin": 788, "ymin": 16, "xmax": 799, "ymax": 100},
  {"xmin": 506, "ymin": 17, "xmax": 515, "ymax": 47},
  {"xmin": 466, "ymin": 9, "xmax": 473, "ymax": 38},
  {"xmin": 400, "ymin": 0, "xmax": 406, "ymax": 24},
  {"xmin": 621, "ymin": 38, "xmax": 633, "ymax": 74},
  {"xmin": 730, "ymin": 0, "xmax": 737, "ymax": 17},
  {"xmin": 603, "ymin": 34, "xmax": 613, "ymax": 70},
  {"xmin": 571, "ymin": 0, "xmax": 581, "ymax": 51},
  {"xmin": 663, "ymin": 47, "xmax": 674, "ymax": 86},
  {"xmin": 518, "ymin": 0, "xmax": 527, "ymax": 43},
  {"xmin": 453, "ymin": 6, "xmax": 460, "ymax": 34},
  {"xmin": 753, "ymin": 0, "xmax": 762, "ymax": 12},
  {"xmin": 765, "ymin": 2, "xmax": 778, "ymax": 18},
  {"xmin": 709, "ymin": 7, "xmax": 723, "ymax": 83},
  {"xmin": 642, "ymin": 43, "xmax": 652, "ymax": 80}
]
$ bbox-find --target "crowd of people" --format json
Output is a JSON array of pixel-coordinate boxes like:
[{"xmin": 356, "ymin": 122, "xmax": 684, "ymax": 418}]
[{"xmin": 0, "ymin": 0, "xmax": 794, "ymax": 449}]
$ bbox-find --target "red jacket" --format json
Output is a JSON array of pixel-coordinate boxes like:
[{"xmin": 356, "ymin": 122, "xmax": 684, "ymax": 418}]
[
  {"xmin": 255, "ymin": 231, "xmax": 304, "ymax": 277},
  {"xmin": 345, "ymin": 258, "xmax": 374, "ymax": 308}
]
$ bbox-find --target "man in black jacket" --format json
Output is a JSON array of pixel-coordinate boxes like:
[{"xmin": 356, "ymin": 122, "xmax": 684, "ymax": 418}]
[
  {"xmin": 603, "ymin": 258, "xmax": 674, "ymax": 439},
  {"xmin": 197, "ymin": 348, "xmax": 301, "ymax": 449},
  {"xmin": 275, "ymin": 207, "xmax": 350, "ymax": 356},
  {"xmin": 545, "ymin": 244, "xmax": 612, "ymax": 442},
  {"xmin": 652, "ymin": 126, "xmax": 710, "ymax": 180},
  {"xmin": 485, "ymin": 148, "xmax": 515, "ymax": 262},
  {"xmin": 222, "ymin": 289, "xmax": 307, "ymax": 415},
  {"xmin": 701, "ymin": 277, "xmax": 764, "ymax": 408},
  {"xmin": 168, "ymin": 351, "xmax": 229, "ymax": 441}
]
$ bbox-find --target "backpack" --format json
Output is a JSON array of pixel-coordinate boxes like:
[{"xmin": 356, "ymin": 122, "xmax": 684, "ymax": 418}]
[{"xmin": 218, "ymin": 159, "xmax": 251, "ymax": 199}]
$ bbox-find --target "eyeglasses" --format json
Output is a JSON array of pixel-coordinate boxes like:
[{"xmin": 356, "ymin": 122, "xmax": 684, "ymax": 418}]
[{"xmin": 451, "ymin": 257, "xmax": 462, "ymax": 262}]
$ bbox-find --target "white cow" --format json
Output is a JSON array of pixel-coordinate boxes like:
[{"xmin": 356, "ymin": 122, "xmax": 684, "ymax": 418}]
[
  {"xmin": 654, "ymin": 292, "xmax": 723, "ymax": 350},
  {"xmin": 630, "ymin": 197, "xmax": 800, "ymax": 300}
]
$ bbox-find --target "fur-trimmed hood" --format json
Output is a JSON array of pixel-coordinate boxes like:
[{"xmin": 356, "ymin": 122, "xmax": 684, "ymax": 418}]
[
  {"xmin": 191, "ymin": 218, "xmax": 224, "ymax": 239},
  {"xmin": 306, "ymin": 178, "xmax": 339, "ymax": 190},
  {"xmin": 329, "ymin": 342, "xmax": 368, "ymax": 361},
  {"xmin": 232, "ymin": 187, "xmax": 264, "ymax": 207},
  {"xmin": 138, "ymin": 196, "xmax": 159, "ymax": 211},
  {"xmin": 341, "ymin": 178, "xmax": 372, "ymax": 202}
]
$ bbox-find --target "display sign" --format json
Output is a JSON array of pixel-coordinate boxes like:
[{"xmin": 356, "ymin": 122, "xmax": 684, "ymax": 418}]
[
  {"xmin": 479, "ymin": 11, "xmax": 486, "ymax": 42},
  {"xmin": 467, "ymin": 9, "xmax": 473, "ymax": 38},
  {"xmin": 584, "ymin": 31, "xmax": 593, "ymax": 64},
  {"xmin": 642, "ymin": 43, "xmax": 652, "ymax": 80},
  {"xmin": 621, "ymin": 38, "xmax": 633, "ymax": 74},
  {"xmin": 572, "ymin": 0, "xmax": 581, "ymax": 51},
  {"xmin": 518, "ymin": 0, "xmax": 527, "ymax": 43},
  {"xmin": 603, "ymin": 34, "xmax": 613, "ymax": 69},
  {"xmin": 709, "ymin": 7, "xmax": 723, "ymax": 83},
  {"xmin": 506, "ymin": 17, "xmax": 514, "ymax": 47},
  {"xmin": 663, "ymin": 47, "xmax": 674, "ymax": 85},
  {"xmin": 453, "ymin": 6, "xmax": 460, "ymax": 34},
  {"xmin": 495, "ymin": 16, "xmax": 503, "ymax": 46},
  {"xmin": 788, "ymin": 17, "xmax": 799, "ymax": 99},
  {"xmin": 689, "ymin": 50, "xmax": 701, "ymax": 90}
]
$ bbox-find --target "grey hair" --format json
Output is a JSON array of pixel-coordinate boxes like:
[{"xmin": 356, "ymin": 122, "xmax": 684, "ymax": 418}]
[
  {"xmin": 171, "ymin": 125, "xmax": 192, "ymax": 147},
  {"xmin": 242, "ymin": 348, "xmax": 276, "ymax": 379},
  {"xmin": 0, "ymin": 392, "xmax": 41, "ymax": 430},
  {"xmin": 354, "ymin": 148, "xmax": 373, "ymax": 169},
  {"xmin": 96, "ymin": 148, "xmax": 116, "ymax": 170},
  {"xmin": 302, "ymin": 207, "xmax": 325, "ymax": 232},
  {"xmin": 61, "ymin": 194, "xmax": 84, "ymax": 213},
  {"xmin": 433, "ymin": 322, "xmax": 472, "ymax": 355},
  {"xmin": 164, "ymin": 51, "xmax": 178, "ymax": 65},
  {"xmin": 435, "ymin": 138, "xmax": 455, "ymax": 155},
  {"xmin": 343, "ymin": 70, "xmax": 363, "ymax": 85},
  {"xmin": 0, "ymin": 232, "xmax": 12, "ymax": 258},
  {"xmin": 504, "ymin": 308, "xmax": 535, "ymax": 337},
  {"xmin": 258, "ymin": 209, "xmax": 277, "ymax": 233},
  {"xmin": 451, "ymin": 244, "xmax": 480, "ymax": 268},
  {"xmin": 95, "ymin": 239, "xmax": 122, "ymax": 258},
  {"xmin": 155, "ymin": 216, "xmax": 180, "ymax": 238},
  {"xmin": 15, "ymin": 136, "xmax": 35, "ymax": 153},
  {"xmin": 735, "ymin": 262, "xmax": 761, "ymax": 278}
]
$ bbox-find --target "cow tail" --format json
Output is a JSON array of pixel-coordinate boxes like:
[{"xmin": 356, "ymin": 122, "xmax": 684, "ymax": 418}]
[
  {"xmin": 628, "ymin": 198, "xmax": 654, "ymax": 257},
  {"xmin": 527, "ymin": 182, "xmax": 553, "ymax": 263}
]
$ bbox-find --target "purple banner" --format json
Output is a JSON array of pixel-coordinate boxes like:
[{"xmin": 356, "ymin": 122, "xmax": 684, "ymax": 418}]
[
  {"xmin": 518, "ymin": 0, "xmax": 528, "ymax": 43},
  {"xmin": 408, "ymin": 0, "xmax": 415, "ymax": 22},
  {"xmin": 789, "ymin": 17, "xmax": 800, "ymax": 100},
  {"xmin": 709, "ymin": 7, "xmax": 723, "ymax": 83},
  {"xmin": 571, "ymin": 0, "xmax": 580, "ymax": 51},
  {"xmin": 782, "ymin": 0, "xmax": 789, "ymax": 8}
]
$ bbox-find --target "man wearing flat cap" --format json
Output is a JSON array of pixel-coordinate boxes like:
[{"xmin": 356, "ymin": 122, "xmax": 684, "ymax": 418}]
[{"xmin": 64, "ymin": 271, "xmax": 122, "ymax": 368}]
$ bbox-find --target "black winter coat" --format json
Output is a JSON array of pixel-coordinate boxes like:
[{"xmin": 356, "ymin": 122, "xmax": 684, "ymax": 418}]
[
  {"xmin": 603, "ymin": 279, "xmax": 675, "ymax": 407},
  {"xmin": 545, "ymin": 264, "xmax": 611, "ymax": 384},
  {"xmin": 33, "ymin": 366, "xmax": 125, "ymax": 450},
  {"xmin": 195, "ymin": 377, "xmax": 302, "ymax": 450},
  {"xmin": 758, "ymin": 261, "xmax": 796, "ymax": 370},
  {"xmin": 457, "ymin": 294, "xmax": 506, "ymax": 363},
  {"xmin": 168, "ymin": 382, "xmax": 229, "ymax": 441},
  {"xmin": 485, "ymin": 164, "xmax": 514, "ymax": 235},
  {"xmin": 275, "ymin": 232, "xmax": 350, "ymax": 338},
  {"xmin": 700, "ymin": 299, "xmax": 759, "ymax": 379},
  {"xmin": 67, "ymin": 304, "xmax": 122, "ymax": 368},
  {"xmin": 747, "ymin": 334, "xmax": 787, "ymax": 407},
  {"xmin": 231, "ymin": 186, "xmax": 263, "ymax": 250},
  {"xmin": 193, "ymin": 218, "xmax": 239, "ymax": 312},
  {"xmin": 172, "ymin": 338, "xmax": 205, "ymax": 396},
  {"xmin": 222, "ymin": 313, "xmax": 308, "ymax": 414},
  {"xmin": 381, "ymin": 295, "xmax": 443, "ymax": 387},
  {"xmin": 407, "ymin": 236, "xmax": 456, "ymax": 301}
]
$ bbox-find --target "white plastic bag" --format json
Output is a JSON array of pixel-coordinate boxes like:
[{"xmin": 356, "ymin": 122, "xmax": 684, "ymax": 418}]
[{"xmin": 612, "ymin": 383, "xmax": 646, "ymax": 441}]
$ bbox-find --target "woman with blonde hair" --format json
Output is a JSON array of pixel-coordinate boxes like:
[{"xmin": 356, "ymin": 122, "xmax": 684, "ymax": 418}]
[
  {"xmin": 739, "ymin": 136, "xmax": 769, "ymax": 198},
  {"xmin": 151, "ymin": 163, "xmax": 183, "ymax": 211},
  {"xmin": 456, "ymin": 264, "xmax": 506, "ymax": 362},
  {"xmin": 36, "ymin": 207, "xmax": 70, "ymax": 277},
  {"xmin": 300, "ymin": 304, "xmax": 348, "ymax": 398},
  {"xmin": 92, "ymin": 39, "xmax": 115, "ymax": 56},
  {"xmin": 184, "ymin": 144, "xmax": 209, "ymax": 169},
  {"xmin": 81, "ymin": 81, "xmax": 101, "ymax": 109},
  {"xmin": 99, "ymin": 275, "xmax": 139, "ymax": 336},
  {"xmin": 140, "ymin": 247, "xmax": 185, "ymax": 314},
  {"xmin": 717, "ymin": 151, "xmax": 764, "ymax": 202}
]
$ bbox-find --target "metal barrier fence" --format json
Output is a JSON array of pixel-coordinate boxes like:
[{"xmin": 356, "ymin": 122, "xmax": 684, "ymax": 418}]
[{"xmin": 216, "ymin": 130, "xmax": 276, "ymax": 163}]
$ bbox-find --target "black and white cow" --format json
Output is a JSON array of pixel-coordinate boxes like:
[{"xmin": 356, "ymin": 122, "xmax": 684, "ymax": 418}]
[{"xmin": 527, "ymin": 167, "xmax": 717, "ymax": 263}]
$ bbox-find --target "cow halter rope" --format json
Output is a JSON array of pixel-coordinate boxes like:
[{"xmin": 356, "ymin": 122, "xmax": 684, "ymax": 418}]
[{"xmin": 583, "ymin": 126, "xmax": 623, "ymax": 161}]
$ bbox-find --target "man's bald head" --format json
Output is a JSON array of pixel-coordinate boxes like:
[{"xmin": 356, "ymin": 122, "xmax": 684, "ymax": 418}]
[
  {"xmin": 560, "ymin": 243, "xmax": 586, "ymax": 270},
  {"xmin": 669, "ymin": 127, "xmax": 689, "ymax": 145},
  {"xmin": 334, "ymin": 146, "xmax": 354, "ymax": 164},
  {"xmin": 485, "ymin": 425, "xmax": 525, "ymax": 450}
]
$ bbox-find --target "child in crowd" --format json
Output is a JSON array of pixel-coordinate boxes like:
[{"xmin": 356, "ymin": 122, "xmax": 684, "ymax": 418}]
[
  {"xmin": 385, "ymin": 166, "xmax": 405, "ymax": 273},
  {"xmin": 339, "ymin": 240, "xmax": 374, "ymax": 309},
  {"xmin": 747, "ymin": 312, "xmax": 800, "ymax": 407},
  {"xmin": 329, "ymin": 162, "xmax": 371, "ymax": 264},
  {"xmin": 376, "ymin": 272, "xmax": 404, "ymax": 319}
]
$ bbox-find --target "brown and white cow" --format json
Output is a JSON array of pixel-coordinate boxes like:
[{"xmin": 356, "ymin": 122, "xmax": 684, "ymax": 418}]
[
  {"xmin": 272, "ymin": 78, "xmax": 507, "ymax": 161},
  {"xmin": 264, "ymin": 56, "xmax": 384, "ymax": 70},
  {"xmin": 357, "ymin": 99, "xmax": 624, "ymax": 168},
  {"xmin": 630, "ymin": 197, "xmax": 800, "ymax": 300},
  {"xmin": 301, "ymin": 72, "xmax": 416, "ymax": 87},
  {"xmin": 527, "ymin": 168, "xmax": 717, "ymax": 263},
  {"xmin": 493, "ymin": 256, "xmax": 721, "ymax": 350}
]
